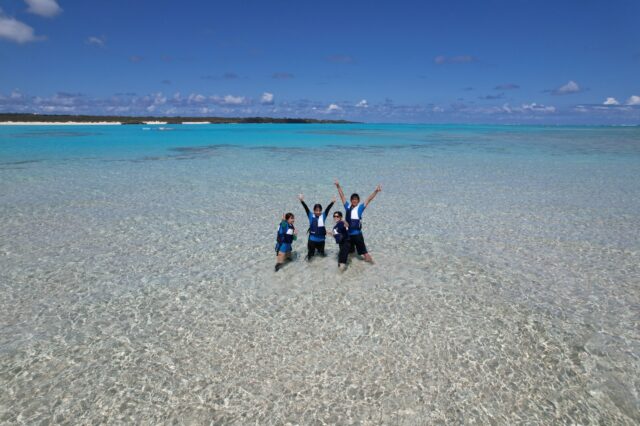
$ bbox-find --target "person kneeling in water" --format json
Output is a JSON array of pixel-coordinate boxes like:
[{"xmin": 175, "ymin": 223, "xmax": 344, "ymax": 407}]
[
  {"xmin": 332, "ymin": 211, "xmax": 350, "ymax": 270},
  {"xmin": 298, "ymin": 194, "xmax": 335, "ymax": 261},
  {"xmin": 334, "ymin": 180, "xmax": 382, "ymax": 263},
  {"xmin": 275, "ymin": 212, "xmax": 297, "ymax": 272}
]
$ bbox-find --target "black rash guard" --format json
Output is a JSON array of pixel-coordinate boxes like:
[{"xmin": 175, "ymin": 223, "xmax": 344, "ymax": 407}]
[{"xmin": 300, "ymin": 200, "xmax": 335, "ymax": 218}]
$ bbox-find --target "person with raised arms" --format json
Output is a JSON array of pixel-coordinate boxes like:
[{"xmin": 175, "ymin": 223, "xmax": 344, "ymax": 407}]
[
  {"xmin": 298, "ymin": 194, "xmax": 335, "ymax": 261},
  {"xmin": 334, "ymin": 180, "xmax": 382, "ymax": 263}
]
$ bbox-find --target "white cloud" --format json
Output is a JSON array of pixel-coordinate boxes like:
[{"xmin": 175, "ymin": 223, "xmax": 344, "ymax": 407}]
[
  {"xmin": 521, "ymin": 102, "xmax": 556, "ymax": 113},
  {"xmin": 42, "ymin": 105, "xmax": 75, "ymax": 112},
  {"xmin": 221, "ymin": 95, "xmax": 246, "ymax": 105},
  {"xmin": 25, "ymin": 0, "xmax": 62, "ymax": 18},
  {"xmin": 152, "ymin": 92, "xmax": 166, "ymax": 105},
  {"xmin": 86, "ymin": 36, "xmax": 106, "ymax": 47},
  {"xmin": 626, "ymin": 95, "xmax": 640, "ymax": 106},
  {"xmin": 553, "ymin": 80, "xmax": 581, "ymax": 95},
  {"xmin": 0, "ymin": 11, "xmax": 42, "ymax": 43},
  {"xmin": 603, "ymin": 97, "xmax": 620, "ymax": 106},
  {"xmin": 261, "ymin": 92, "xmax": 274, "ymax": 105},
  {"xmin": 209, "ymin": 94, "xmax": 248, "ymax": 106},
  {"xmin": 188, "ymin": 93, "xmax": 206, "ymax": 104},
  {"xmin": 356, "ymin": 99, "xmax": 368, "ymax": 108},
  {"xmin": 326, "ymin": 103, "xmax": 342, "ymax": 113}
]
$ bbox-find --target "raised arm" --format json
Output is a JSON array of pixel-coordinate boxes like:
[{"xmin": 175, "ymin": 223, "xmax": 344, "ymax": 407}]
[
  {"xmin": 364, "ymin": 184, "xmax": 382, "ymax": 208},
  {"xmin": 298, "ymin": 193, "xmax": 310, "ymax": 215},
  {"xmin": 334, "ymin": 179, "xmax": 346, "ymax": 205},
  {"xmin": 324, "ymin": 197, "xmax": 336, "ymax": 217}
]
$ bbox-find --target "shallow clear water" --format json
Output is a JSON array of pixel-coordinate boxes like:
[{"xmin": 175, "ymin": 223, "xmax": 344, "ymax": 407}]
[{"xmin": 1, "ymin": 124, "xmax": 639, "ymax": 423}]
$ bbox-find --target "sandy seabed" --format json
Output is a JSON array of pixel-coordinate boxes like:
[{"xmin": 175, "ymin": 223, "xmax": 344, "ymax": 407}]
[{"xmin": 1, "ymin": 142, "xmax": 639, "ymax": 424}]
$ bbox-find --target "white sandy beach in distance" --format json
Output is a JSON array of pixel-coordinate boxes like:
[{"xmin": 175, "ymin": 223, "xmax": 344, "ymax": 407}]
[
  {"xmin": 0, "ymin": 121, "xmax": 214, "ymax": 125},
  {"xmin": 0, "ymin": 121, "xmax": 123, "ymax": 125}
]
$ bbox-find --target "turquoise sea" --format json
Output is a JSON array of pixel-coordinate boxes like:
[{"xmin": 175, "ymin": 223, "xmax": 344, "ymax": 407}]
[{"xmin": 1, "ymin": 124, "xmax": 639, "ymax": 423}]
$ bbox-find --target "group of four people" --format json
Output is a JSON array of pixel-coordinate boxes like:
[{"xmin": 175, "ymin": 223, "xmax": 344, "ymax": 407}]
[{"xmin": 275, "ymin": 180, "xmax": 382, "ymax": 271}]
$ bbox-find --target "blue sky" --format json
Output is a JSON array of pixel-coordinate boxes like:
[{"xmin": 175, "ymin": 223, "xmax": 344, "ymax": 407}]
[{"xmin": 1, "ymin": 0, "xmax": 639, "ymax": 123}]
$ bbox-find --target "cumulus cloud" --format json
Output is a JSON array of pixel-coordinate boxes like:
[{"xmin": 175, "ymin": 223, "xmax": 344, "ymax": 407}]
[
  {"xmin": 188, "ymin": 93, "xmax": 206, "ymax": 104},
  {"xmin": 136, "ymin": 93, "xmax": 166, "ymax": 112},
  {"xmin": 4, "ymin": 89, "xmax": 639, "ymax": 123},
  {"xmin": 434, "ymin": 55, "xmax": 477, "ymax": 65},
  {"xmin": 495, "ymin": 84, "xmax": 520, "ymax": 90},
  {"xmin": 260, "ymin": 92, "xmax": 274, "ymax": 105},
  {"xmin": 210, "ymin": 95, "xmax": 247, "ymax": 106},
  {"xmin": 603, "ymin": 97, "xmax": 620, "ymax": 106},
  {"xmin": 626, "ymin": 95, "xmax": 640, "ymax": 106},
  {"xmin": 356, "ymin": 99, "xmax": 368, "ymax": 108},
  {"xmin": 25, "ymin": 0, "xmax": 62, "ymax": 18},
  {"xmin": 552, "ymin": 80, "xmax": 581, "ymax": 95},
  {"xmin": 0, "ymin": 10, "xmax": 42, "ymax": 43},
  {"xmin": 223, "ymin": 95, "xmax": 246, "ymax": 105},
  {"xmin": 151, "ymin": 92, "xmax": 166, "ymax": 105},
  {"xmin": 10, "ymin": 90, "xmax": 25, "ymax": 99},
  {"xmin": 0, "ymin": 90, "xmax": 253, "ymax": 115},
  {"xmin": 272, "ymin": 72, "xmax": 294, "ymax": 80},
  {"xmin": 86, "ymin": 36, "xmax": 106, "ymax": 47},
  {"xmin": 521, "ymin": 102, "xmax": 556, "ymax": 113}
]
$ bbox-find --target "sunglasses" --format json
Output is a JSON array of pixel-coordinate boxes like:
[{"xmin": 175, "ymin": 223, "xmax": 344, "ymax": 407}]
[{"xmin": 333, "ymin": 215, "xmax": 341, "ymax": 218}]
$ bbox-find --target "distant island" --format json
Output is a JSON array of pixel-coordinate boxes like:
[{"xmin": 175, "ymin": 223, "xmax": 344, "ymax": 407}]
[{"xmin": 0, "ymin": 113, "xmax": 353, "ymax": 125}]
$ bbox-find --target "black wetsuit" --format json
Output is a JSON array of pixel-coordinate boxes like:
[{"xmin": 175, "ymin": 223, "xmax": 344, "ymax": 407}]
[
  {"xmin": 300, "ymin": 200, "xmax": 334, "ymax": 259},
  {"xmin": 332, "ymin": 220, "xmax": 350, "ymax": 264}
]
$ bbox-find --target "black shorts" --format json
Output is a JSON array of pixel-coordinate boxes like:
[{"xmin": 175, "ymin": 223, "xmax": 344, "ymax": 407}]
[
  {"xmin": 348, "ymin": 233, "xmax": 368, "ymax": 255},
  {"xmin": 307, "ymin": 239, "xmax": 326, "ymax": 257}
]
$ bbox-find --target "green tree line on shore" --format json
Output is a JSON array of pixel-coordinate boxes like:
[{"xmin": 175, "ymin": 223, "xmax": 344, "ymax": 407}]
[{"xmin": 0, "ymin": 113, "xmax": 353, "ymax": 124}]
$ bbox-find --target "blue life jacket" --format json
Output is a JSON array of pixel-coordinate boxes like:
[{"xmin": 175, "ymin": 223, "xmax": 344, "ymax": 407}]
[
  {"xmin": 345, "ymin": 204, "xmax": 362, "ymax": 231},
  {"xmin": 309, "ymin": 214, "xmax": 326, "ymax": 239},
  {"xmin": 277, "ymin": 222, "xmax": 295, "ymax": 244},
  {"xmin": 332, "ymin": 221, "xmax": 349, "ymax": 244}
]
